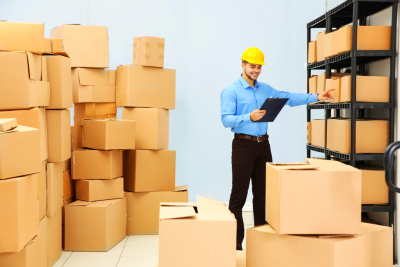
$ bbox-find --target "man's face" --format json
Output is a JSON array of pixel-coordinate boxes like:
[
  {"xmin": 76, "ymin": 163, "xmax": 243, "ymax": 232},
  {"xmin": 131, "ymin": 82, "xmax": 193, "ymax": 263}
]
[{"xmin": 242, "ymin": 62, "xmax": 262, "ymax": 80}]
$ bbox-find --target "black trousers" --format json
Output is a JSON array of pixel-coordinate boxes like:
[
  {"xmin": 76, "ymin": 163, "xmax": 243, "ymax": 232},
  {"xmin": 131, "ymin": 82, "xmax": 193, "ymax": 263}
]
[{"xmin": 228, "ymin": 136, "xmax": 273, "ymax": 245}]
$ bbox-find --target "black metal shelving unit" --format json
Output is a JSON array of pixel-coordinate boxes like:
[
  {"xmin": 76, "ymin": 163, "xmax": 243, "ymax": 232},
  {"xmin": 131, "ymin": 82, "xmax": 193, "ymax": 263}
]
[{"xmin": 306, "ymin": 0, "xmax": 398, "ymax": 263}]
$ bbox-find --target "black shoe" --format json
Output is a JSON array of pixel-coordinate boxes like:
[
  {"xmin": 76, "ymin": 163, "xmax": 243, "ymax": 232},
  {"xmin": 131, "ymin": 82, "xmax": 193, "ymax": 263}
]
[{"xmin": 236, "ymin": 243, "xmax": 243, "ymax": 250}]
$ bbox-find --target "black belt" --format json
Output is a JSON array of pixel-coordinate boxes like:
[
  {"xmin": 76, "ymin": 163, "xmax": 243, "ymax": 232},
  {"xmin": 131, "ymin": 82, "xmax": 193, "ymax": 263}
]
[{"xmin": 235, "ymin": 133, "xmax": 269, "ymax": 142}]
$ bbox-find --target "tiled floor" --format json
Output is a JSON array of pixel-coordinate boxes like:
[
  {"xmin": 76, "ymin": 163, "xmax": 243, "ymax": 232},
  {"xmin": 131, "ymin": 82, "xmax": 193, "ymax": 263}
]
[{"xmin": 54, "ymin": 211, "xmax": 254, "ymax": 267}]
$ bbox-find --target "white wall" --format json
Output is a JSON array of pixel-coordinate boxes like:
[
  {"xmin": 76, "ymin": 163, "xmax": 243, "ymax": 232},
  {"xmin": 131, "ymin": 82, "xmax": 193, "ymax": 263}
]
[{"xmin": 2, "ymin": 0, "xmax": 325, "ymax": 201}]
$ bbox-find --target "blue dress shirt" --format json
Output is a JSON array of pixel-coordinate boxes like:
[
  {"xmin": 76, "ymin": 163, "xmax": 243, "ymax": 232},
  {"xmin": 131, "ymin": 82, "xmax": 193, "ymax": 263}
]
[{"xmin": 221, "ymin": 76, "xmax": 318, "ymax": 137}]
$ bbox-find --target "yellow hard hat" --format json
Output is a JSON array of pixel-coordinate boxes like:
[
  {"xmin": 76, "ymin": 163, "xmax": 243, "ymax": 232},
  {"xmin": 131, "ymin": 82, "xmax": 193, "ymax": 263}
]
[{"xmin": 241, "ymin": 47, "xmax": 265, "ymax": 65}]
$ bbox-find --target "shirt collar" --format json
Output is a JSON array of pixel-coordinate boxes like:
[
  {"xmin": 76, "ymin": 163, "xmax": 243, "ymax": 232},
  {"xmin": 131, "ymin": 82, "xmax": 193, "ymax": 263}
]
[{"xmin": 239, "ymin": 75, "xmax": 259, "ymax": 89}]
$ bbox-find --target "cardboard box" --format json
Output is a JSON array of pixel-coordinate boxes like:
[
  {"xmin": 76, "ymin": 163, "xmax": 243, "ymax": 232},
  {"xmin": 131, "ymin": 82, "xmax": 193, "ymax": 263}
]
[
  {"xmin": 159, "ymin": 196, "xmax": 236, "ymax": 267},
  {"xmin": 323, "ymin": 31, "xmax": 335, "ymax": 58},
  {"xmin": 246, "ymin": 223, "xmax": 393, "ymax": 267},
  {"xmin": 307, "ymin": 122, "xmax": 311, "ymax": 144},
  {"xmin": 46, "ymin": 163, "xmax": 64, "ymax": 217},
  {"xmin": 47, "ymin": 210, "xmax": 62, "ymax": 267},
  {"xmin": 133, "ymin": 36, "xmax": 165, "ymax": 68},
  {"xmin": 316, "ymin": 30, "xmax": 325, "ymax": 62},
  {"xmin": 236, "ymin": 251, "xmax": 246, "ymax": 267},
  {"xmin": 62, "ymin": 198, "xmax": 73, "ymax": 226},
  {"xmin": 50, "ymin": 25, "xmax": 109, "ymax": 68},
  {"xmin": 39, "ymin": 161, "xmax": 47, "ymax": 221},
  {"xmin": 310, "ymin": 119, "xmax": 324, "ymax": 147},
  {"xmin": 124, "ymin": 150, "xmax": 176, "ymax": 192},
  {"xmin": 63, "ymin": 170, "xmax": 73, "ymax": 202},
  {"xmin": 0, "ymin": 174, "xmax": 38, "ymax": 252},
  {"xmin": 356, "ymin": 165, "xmax": 389, "ymax": 205},
  {"xmin": 82, "ymin": 119, "xmax": 135, "ymax": 150},
  {"xmin": 74, "ymin": 103, "xmax": 117, "ymax": 126},
  {"xmin": 317, "ymin": 72, "xmax": 325, "ymax": 94},
  {"xmin": 71, "ymin": 126, "xmax": 83, "ymax": 151},
  {"xmin": 46, "ymin": 109, "xmax": 71, "ymax": 163},
  {"xmin": 0, "ymin": 125, "xmax": 41, "ymax": 180},
  {"xmin": 122, "ymin": 108, "xmax": 169, "ymax": 150},
  {"xmin": 0, "ymin": 236, "xmax": 41, "ymax": 267},
  {"xmin": 38, "ymin": 217, "xmax": 47, "ymax": 267},
  {"xmin": 76, "ymin": 178, "xmax": 124, "ymax": 202},
  {"xmin": 72, "ymin": 150, "xmax": 123, "ymax": 180},
  {"xmin": 65, "ymin": 198, "xmax": 127, "ymax": 251},
  {"xmin": 266, "ymin": 159, "xmax": 361, "ymax": 235},
  {"xmin": 340, "ymin": 75, "xmax": 390, "ymax": 102},
  {"xmin": 0, "ymin": 118, "xmax": 17, "ymax": 132},
  {"xmin": 327, "ymin": 118, "xmax": 389, "ymax": 154},
  {"xmin": 71, "ymin": 68, "xmax": 116, "ymax": 103},
  {"xmin": 126, "ymin": 186, "xmax": 188, "ymax": 235},
  {"xmin": 116, "ymin": 65, "xmax": 176, "ymax": 109},
  {"xmin": 308, "ymin": 75, "xmax": 317, "ymax": 94},
  {"xmin": 325, "ymin": 77, "xmax": 341, "ymax": 103},
  {"xmin": 0, "ymin": 52, "xmax": 50, "ymax": 110},
  {"xmin": 43, "ymin": 55, "xmax": 73, "ymax": 109},
  {"xmin": 0, "ymin": 21, "xmax": 44, "ymax": 54},
  {"xmin": 307, "ymin": 41, "xmax": 317, "ymax": 63},
  {"xmin": 43, "ymin": 38, "xmax": 68, "ymax": 56}
]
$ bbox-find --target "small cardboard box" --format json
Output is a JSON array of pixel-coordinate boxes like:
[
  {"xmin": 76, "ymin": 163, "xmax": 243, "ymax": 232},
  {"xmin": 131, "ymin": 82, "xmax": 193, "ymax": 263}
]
[
  {"xmin": 46, "ymin": 109, "xmax": 71, "ymax": 163},
  {"xmin": 159, "ymin": 196, "xmax": 236, "ymax": 267},
  {"xmin": 125, "ymin": 186, "xmax": 188, "ymax": 235},
  {"xmin": 74, "ymin": 103, "xmax": 117, "ymax": 126},
  {"xmin": 306, "ymin": 122, "xmax": 311, "ymax": 144},
  {"xmin": 307, "ymin": 41, "xmax": 317, "ymax": 63},
  {"xmin": 65, "ymin": 198, "xmax": 127, "ymax": 251},
  {"xmin": 0, "ymin": 125, "xmax": 41, "ymax": 180},
  {"xmin": 327, "ymin": 118, "xmax": 389, "ymax": 154},
  {"xmin": 0, "ymin": 236, "xmax": 41, "ymax": 267},
  {"xmin": 0, "ymin": 21, "xmax": 44, "ymax": 54},
  {"xmin": 76, "ymin": 178, "xmax": 124, "ymax": 202},
  {"xmin": 0, "ymin": 174, "xmax": 38, "ymax": 253},
  {"xmin": 122, "ymin": 108, "xmax": 169, "ymax": 150},
  {"xmin": 325, "ymin": 77, "xmax": 341, "ymax": 103},
  {"xmin": 124, "ymin": 150, "xmax": 176, "ymax": 192},
  {"xmin": 71, "ymin": 126, "xmax": 83, "ymax": 151},
  {"xmin": 246, "ymin": 223, "xmax": 393, "ymax": 267},
  {"xmin": 357, "ymin": 164, "xmax": 389, "ymax": 205},
  {"xmin": 323, "ymin": 31, "xmax": 335, "ymax": 58},
  {"xmin": 0, "ymin": 118, "xmax": 17, "ymax": 132},
  {"xmin": 316, "ymin": 30, "xmax": 325, "ymax": 62},
  {"xmin": 266, "ymin": 159, "xmax": 361, "ymax": 235},
  {"xmin": 0, "ymin": 52, "xmax": 50, "ymax": 110},
  {"xmin": 39, "ymin": 161, "xmax": 47, "ymax": 221},
  {"xmin": 50, "ymin": 25, "xmax": 109, "ymax": 68},
  {"xmin": 82, "ymin": 119, "xmax": 135, "ymax": 150},
  {"xmin": 46, "ymin": 163, "xmax": 64, "ymax": 217},
  {"xmin": 340, "ymin": 75, "xmax": 390, "ymax": 103},
  {"xmin": 116, "ymin": 65, "xmax": 176, "ymax": 109},
  {"xmin": 71, "ymin": 68, "xmax": 116, "ymax": 103},
  {"xmin": 133, "ymin": 36, "xmax": 165, "ymax": 68},
  {"xmin": 310, "ymin": 119, "xmax": 325, "ymax": 148},
  {"xmin": 47, "ymin": 210, "xmax": 62, "ymax": 267},
  {"xmin": 308, "ymin": 75, "xmax": 317, "ymax": 94},
  {"xmin": 72, "ymin": 150, "xmax": 123, "ymax": 180},
  {"xmin": 38, "ymin": 217, "xmax": 47, "ymax": 267},
  {"xmin": 43, "ymin": 55, "xmax": 73, "ymax": 109}
]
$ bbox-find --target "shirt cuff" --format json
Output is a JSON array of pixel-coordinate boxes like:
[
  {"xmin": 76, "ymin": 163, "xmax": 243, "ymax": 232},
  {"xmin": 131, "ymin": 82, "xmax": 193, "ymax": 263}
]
[
  {"xmin": 243, "ymin": 113, "xmax": 251, "ymax": 123},
  {"xmin": 310, "ymin": 94, "xmax": 319, "ymax": 103}
]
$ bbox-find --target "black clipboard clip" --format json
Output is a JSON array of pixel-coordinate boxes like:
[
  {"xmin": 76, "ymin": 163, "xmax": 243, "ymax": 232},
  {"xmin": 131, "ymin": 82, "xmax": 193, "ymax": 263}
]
[{"xmin": 255, "ymin": 97, "xmax": 289, "ymax": 122}]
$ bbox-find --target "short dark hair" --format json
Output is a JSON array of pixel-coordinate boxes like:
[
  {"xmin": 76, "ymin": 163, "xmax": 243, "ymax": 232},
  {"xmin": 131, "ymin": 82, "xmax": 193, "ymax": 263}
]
[{"xmin": 242, "ymin": 60, "xmax": 248, "ymax": 64}]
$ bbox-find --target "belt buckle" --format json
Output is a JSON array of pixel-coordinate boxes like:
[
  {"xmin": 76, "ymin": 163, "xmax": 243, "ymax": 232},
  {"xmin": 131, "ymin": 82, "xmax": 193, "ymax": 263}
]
[{"xmin": 257, "ymin": 136, "xmax": 262, "ymax": 142}]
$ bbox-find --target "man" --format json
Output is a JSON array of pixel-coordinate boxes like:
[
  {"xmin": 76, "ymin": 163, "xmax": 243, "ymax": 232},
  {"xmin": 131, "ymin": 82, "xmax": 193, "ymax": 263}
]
[{"xmin": 220, "ymin": 47, "xmax": 333, "ymax": 250}]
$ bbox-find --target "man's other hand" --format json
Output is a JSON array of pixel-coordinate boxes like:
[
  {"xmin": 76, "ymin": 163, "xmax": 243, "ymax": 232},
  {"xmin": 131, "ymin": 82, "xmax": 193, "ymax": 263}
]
[
  {"xmin": 318, "ymin": 89, "xmax": 335, "ymax": 101},
  {"xmin": 250, "ymin": 109, "xmax": 266, "ymax": 121}
]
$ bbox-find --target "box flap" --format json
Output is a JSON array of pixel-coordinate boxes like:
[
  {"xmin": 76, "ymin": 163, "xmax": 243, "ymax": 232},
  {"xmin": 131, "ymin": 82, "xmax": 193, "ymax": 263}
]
[
  {"xmin": 159, "ymin": 206, "xmax": 197, "ymax": 220},
  {"xmin": 268, "ymin": 162, "xmax": 319, "ymax": 170},
  {"xmin": 89, "ymin": 199, "xmax": 118, "ymax": 208},
  {"xmin": 0, "ymin": 118, "xmax": 18, "ymax": 132},
  {"xmin": 174, "ymin": 185, "xmax": 188, "ymax": 192},
  {"xmin": 78, "ymin": 68, "xmax": 95, "ymax": 85},
  {"xmin": 26, "ymin": 52, "xmax": 42, "ymax": 81},
  {"xmin": 196, "ymin": 196, "xmax": 229, "ymax": 213},
  {"xmin": 67, "ymin": 200, "xmax": 92, "ymax": 207}
]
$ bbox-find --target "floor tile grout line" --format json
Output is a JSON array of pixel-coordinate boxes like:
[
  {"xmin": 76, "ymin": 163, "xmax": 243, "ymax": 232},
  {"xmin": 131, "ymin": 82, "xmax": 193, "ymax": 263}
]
[
  {"xmin": 61, "ymin": 251, "xmax": 74, "ymax": 267},
  {"xmin": 115, "ymin": 236, "xmax": 129, "ymax": 267}
]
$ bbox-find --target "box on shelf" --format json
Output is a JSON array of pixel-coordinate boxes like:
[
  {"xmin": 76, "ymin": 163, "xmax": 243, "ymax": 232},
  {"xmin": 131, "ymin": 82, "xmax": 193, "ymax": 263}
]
[
  {"xmin": 125, "ymin": 185, "xmax": 188, "ymax": 235},
  {"xmin": 308, "ymin": 75, "xmax": 317, "ymax": 95},
  {"xmin": 0, "ymin": 118, "xmax": 17, "ymax": 132},
  {"xmin": 47, "ymin": 210, "xmax": 62, "ymax": 267},
  {"xmin": 50, "ymin": 24, "xmax": 109, "ymax": 68},
  {"xmin": 308, "ymin": 41, "xmax": 317, "ymax": 63},
  {"xmin": 133, "ymin": 36, "xmax": 165, "ymax": 68},
  {"xmin": 71, "ymin": 126, "xmax": 83, "ymax": 151},
  {"xmin": 316, "ymin": 30, "xmax": 325, "ymax": 62},
  {"xmin": 0, "ymin": 236, "xmax": 41, "ymax": 267},
  {"xmin": 307, "ymin": 122, "xmax": 311, "ymax": 144},
  {"xmin": 323, "ymin": 30, "xmax": 336, "ymax": 58},
  {"xmin": 357, "ymin": 164, "xmax": 389, "ymax": 205},
  {"xmin": 82, "ymin": 119, "xmax": 135, "ymax": 150},
  {"xmin": 327, "ymin": 118, "xmax": 389, "ymax": 154},
  {"xmin": 122, "ymin": 108, "xmax": 168, "ymax": 150},
  {"xmin": 316, "ymin": 72, "xmax": 347, "ymax": 95},
  {"xmin": 340, "ymin": 75, "xmax": 390, "ymax": 103},
  {"xmin": 65, "ymin": 198, "xmax": 127, "ymax": 251},
  {"xmin": 0, "ymin": 174, "xmax": 38, "ymax": 253},
  {"xmin": 39, "ymin": 161, "xmax": 47, "ymax": 220},
  {"xmin": 310, "ymin": 119, "xmax": 324, "ymax": 148},
  {"xmin": 76, "ymin": 177, "xmax": 124, "ymax": 202},
  {"xmin": 0, "ymin": 51, "xmax": 50, "ymax": 110},
  {"xmin": 124, "ymin": 150, "xmax": 175, "ymax": 192},
  {"xmin": 38, "ymin": 216, "xmax": 47, "ymax": 267},
  {"xmin": 266, "ymin": 158, "xmax": 361, "ymax": 235},
  {"xmin": 74, "ymin": 103, "xmax": 117, "ymax": 126},
  {"xmin": 159, "ymin": 196, "xmax": 236, "ymax": 267},
  {"xmin": 72, "ymin": 150, "xmax": 123, "ymax": 180},
  {"xmin": 46, "ymin": 163, "xmax": 64, "ymax": 217},
  {"xmin": 46, "ymin": 109, "xmax": 71, "ymax": 163},
  {"xmin": 71, "ymin": 68, "xmax": 116, "ymax": 103},
  {"xmin": 0, "ymin": 125, "xmax": 41, "ymax": 180},
  {"xmin": 325, "ymin": 77, "xmax": 341, "ymax": 103},
  {"xmin": 246, "ymin": 223, "xmax": 393, "ymax": 267},
  {"xmin": 116, "ymin": 65, "xmax": 176, "ymax": 109},
  {"xmin": 0, "ymin": 21, "xmax": 44, "ymax": 54}
]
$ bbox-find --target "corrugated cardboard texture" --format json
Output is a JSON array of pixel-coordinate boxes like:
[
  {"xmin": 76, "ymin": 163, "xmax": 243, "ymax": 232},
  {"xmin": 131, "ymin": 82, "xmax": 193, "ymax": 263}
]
[
  {"xmin": 133, "ymin": 36, "xmax": 165, "ymax": 68},
  {"xmin": 38, "ymin": 217, "xmax": 48, "ymax": 267},
  {"xmin": 47, "ymin": 210, "xmax": 62, "ymax": 267},
  {"xmin": 71, "ymin": 126, "xmax": 83, "ymax": 151},
  {"xmin": 311, "ymin": 119, "xmax": 325, "ymax": 148},
  {"xmin": 82, "ymin": 119, "xmax": 135, "ymax": 150},
  {"xmin": 340, "ymin": 75, "xmax": 390, "ymax": 103},
  {"xmin": 50, "ymin": 25, "xmax": 109, "ymax": 68},
  {"xmin": 116, "ymin": 65, "xmax": 175, "ymax": 109},
  {"xmin": 39, "ymin": 161, "xmax": 47, "ymax": 221},
  {"xmin": 76, "ymin": 178, "xmax": 124, "ymax": 202},
  {"xmin": 124, "ymin": 150, "xmax": 176, "ymax": 192},
  {"xmin": 0, "ymin": 125, "xmax": 41, "ymax": 179},
  {"xmin": 65, "ymin": 198, "xmax": 126, "ymax": 251},
  {"xmin": 72, "ymin": 150, "xmax": 123, "ymax": 180},
  {"xmin": 46, "ymin": 109, "xmax": 71, "ymax": 163},
  {"xmin": 74, "ymin": 103, "xmax": 117, "ymax": 126},
  {"xmin": 0, "ymin": 118, "xmax": 17, "ymax": 132},
  {"xmin": 0, "ymin": 174, "xmax": 38, "ymax": 253},
  {"xmin": 307, "ymin": 41, "xmax": 316, "ymax": 63},
  {"xmin": 122, "ymin": 108, "xmax": 169, "ymax": 150},
  {"xmin": 0, "ymin": 21, "xmax": 44, "ymax": 54},
  {"xmin": 46, "ymin": 163, "xmax": 64, "ymax": 217},
  {"xmin": 0, "ymin": 235, "xmax": 41, "ymax": 267}
]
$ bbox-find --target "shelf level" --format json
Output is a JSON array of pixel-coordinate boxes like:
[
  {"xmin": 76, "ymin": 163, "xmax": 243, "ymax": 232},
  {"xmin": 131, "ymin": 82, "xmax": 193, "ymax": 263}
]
[
  {"xmin": 307, "ymin": 102, "xmax": 394, "ymax": 110},
  {"xmin": 307, "ymin": 14, "xmax": 326, "ymax": 28},
  {"xmin": 306, "ymin": 145, "xmax": 384, "ymax": 161},
  {"xmin": 362, "ymin": 204, "xmax": 394, "ymax": 213}
]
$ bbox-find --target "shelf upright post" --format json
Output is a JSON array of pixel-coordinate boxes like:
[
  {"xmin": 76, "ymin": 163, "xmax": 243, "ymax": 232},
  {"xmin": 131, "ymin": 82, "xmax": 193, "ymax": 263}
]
[
  {"xmin": 324, "ymin": 12, "xmax": 332, "ymax": 160},
  {"xmin": 350, "ymin": 0, "xmax": 358, "ymax": 167},
  {"xmin": 307, "ymin": 25, "xmax": 311, "ymax": 158}
]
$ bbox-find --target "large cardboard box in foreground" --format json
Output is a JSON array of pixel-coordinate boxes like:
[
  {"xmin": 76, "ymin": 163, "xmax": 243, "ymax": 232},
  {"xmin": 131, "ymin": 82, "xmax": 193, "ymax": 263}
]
[
  {"xmin": 133, "ymin": 36, "xmax": 165, "ymax": 68},
  {"xmin": 159, "ymin": 196, "xmax": 236, "ymax": 267},
  {"xmin": 358, "ymin": 165, "xmax": 389, "ymax": 205},
  {"xmin": 74, "ymin": 103, "xmax": 117, "ymax": 126},
  {"xmin": 50, "ymin": 25, "xmax": 109, "ymax": 68},
  {"xmin": 72, "ymin": 150, "xmax": 123, "ymax": 180},
  {"xmin": 0, "ymin": 21, "xmax": 44, "ymax": 54},
  {"xmin": 266, "ymin": 159, "xmax": 361, "ymax": 235},
  {"xmin": 0, "ymin": 125, "xmax": 41, "ymax": 180},
  {"xmin": 126, "ymin": 186, "xmax": 188, "ymax": 235},
  {"xmin": 340, "ymin": 75, "xmax": 390, "ymax": 103},
  {"xmin": 327, "ymin": 118, "xmax": 389, "ymax": 154},
  {"xmin": 246, "ymin": 223, "xmax": 393, "ymax": 267},
  {"xmin": 65, "ymin": 198, "xmax": 127, "ymax": 251},
  {"xmin": 0, "ymin": 236, "xmax": 41, "ymax": 267},
  {"xmin": 116, "ymin": 65, "xmax": 175, "ymax": 109},
  {"xmin": 122, "ymin": 108, "xmax": 169, "ymax": 150},
  {"xmin": 46, "ymin": 109, "xmax": 71, "ymax": 162},
  {"xmin": 82, "ymin": 119, "xmax": 136, "ymax": 150},
  {"xmin": 310, "ymin": 119, "xmax": 325, "ymax": 148},
  {"xmin": 76, "ymin": 178, "xmax": 124, "ymax": 202},
  {"xmin": 0, "ymin": 174, "xmax": 38, "ymax": 253},
  {"xmin": 47, "ymin": 210, "xmax": 62, "ymax": 267}
]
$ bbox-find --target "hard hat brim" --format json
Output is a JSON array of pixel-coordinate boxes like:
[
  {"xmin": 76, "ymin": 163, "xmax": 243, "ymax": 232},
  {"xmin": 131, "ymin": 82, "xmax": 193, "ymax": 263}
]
[{"xmin": 241, "ymin": 58, "xmax": 265, "ymax": 65}]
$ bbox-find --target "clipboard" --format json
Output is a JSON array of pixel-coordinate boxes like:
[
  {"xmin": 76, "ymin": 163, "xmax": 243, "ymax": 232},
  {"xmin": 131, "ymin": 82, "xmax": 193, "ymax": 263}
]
[{"xmin": 255, "ymin": 98, "xmax": 289, "ymax": 122}]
